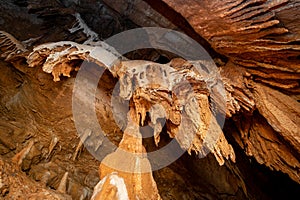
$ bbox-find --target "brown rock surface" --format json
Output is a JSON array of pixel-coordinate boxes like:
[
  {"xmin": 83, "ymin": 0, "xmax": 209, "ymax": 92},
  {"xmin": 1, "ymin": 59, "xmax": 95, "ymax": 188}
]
[
  {"xmin": 0, "ymin": 0, "xmax": 299, "ymax": 199},
  {"xmin": 151, "ymin": 0, "xmax": 300, "ymax": 183}
]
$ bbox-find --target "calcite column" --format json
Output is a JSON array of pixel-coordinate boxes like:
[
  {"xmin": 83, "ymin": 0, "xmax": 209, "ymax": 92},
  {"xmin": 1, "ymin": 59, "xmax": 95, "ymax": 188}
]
[{"xmin": 91, "ymin": 111, "xmax": 161, "ymax": 200}]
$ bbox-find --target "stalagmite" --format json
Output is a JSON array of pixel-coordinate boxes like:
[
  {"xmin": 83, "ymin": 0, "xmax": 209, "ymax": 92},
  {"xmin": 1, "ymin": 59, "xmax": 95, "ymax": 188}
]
[
  {"xmin": 72, "ymin": 129, "xmax": 91, "ymax": 161},
  {"xmin": 46, "ymin": 136, "xmax": 59, "ymax": 159},
  {"xmin": 57, "ymin": 172, "xmax": 69, "ymax": 194},
  {"xmin": 12, "ymin": 140, "xmax": 34, "ymax": 167},
  {"xmin": 95, "ymin": 112, "xmax": 161, "ymax": 200}
]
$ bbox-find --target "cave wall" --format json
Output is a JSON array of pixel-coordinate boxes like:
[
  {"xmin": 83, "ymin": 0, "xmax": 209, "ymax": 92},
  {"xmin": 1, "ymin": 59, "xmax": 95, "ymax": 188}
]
[{"xmin": 0, "ymin": 0, "xmax": 299, "ymax": 199}]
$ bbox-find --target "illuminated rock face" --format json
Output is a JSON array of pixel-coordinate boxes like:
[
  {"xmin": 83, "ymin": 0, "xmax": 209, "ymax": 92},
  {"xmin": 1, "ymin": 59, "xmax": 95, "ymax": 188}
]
[
  {"xmin": 0, "ymin": 0, "xmax": 299, "ymax": 199},
  {"xmin": 152, "ymin": 0, "xmax": 300, "ymax": 183},
  {"xmin": 96, "ymin": 119, "xmax": 161, "ymax": 200}
]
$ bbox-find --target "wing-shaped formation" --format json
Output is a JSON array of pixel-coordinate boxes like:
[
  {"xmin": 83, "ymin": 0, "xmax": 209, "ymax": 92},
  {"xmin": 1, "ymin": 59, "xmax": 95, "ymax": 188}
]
[
  {"xmin": 22, "ymin": 37, "xmax": 235, "ymax": 165},
  {"xmin": 0, "ymin": 31, "xmax": 28, "ymax": 61}
]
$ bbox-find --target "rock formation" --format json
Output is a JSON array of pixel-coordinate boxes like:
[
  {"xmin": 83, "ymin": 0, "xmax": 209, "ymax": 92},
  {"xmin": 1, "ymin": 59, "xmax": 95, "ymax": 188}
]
[{"xmin": 0, "ymin": 0, "xmax": 299, "ymax": 199}]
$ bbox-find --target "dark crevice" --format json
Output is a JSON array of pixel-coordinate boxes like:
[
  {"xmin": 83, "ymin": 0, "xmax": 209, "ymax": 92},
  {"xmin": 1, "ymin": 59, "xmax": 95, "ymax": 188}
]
[{"xmin": 223, "ymin": 118, "xmax": 300, "ymax": 199}]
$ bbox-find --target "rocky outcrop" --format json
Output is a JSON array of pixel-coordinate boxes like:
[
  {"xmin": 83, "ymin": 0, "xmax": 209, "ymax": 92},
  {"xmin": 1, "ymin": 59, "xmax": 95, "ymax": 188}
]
[
  {"xmin": 147, "ymin": 0, "xmax": 300, "ymax": 183},
  {"xmin": 0, "ymin": 0, "xmax": 299, "ymax": 199},
  {"xmin": 0, "ymin": 153, "xmax": 72, "ymax": 199}
]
